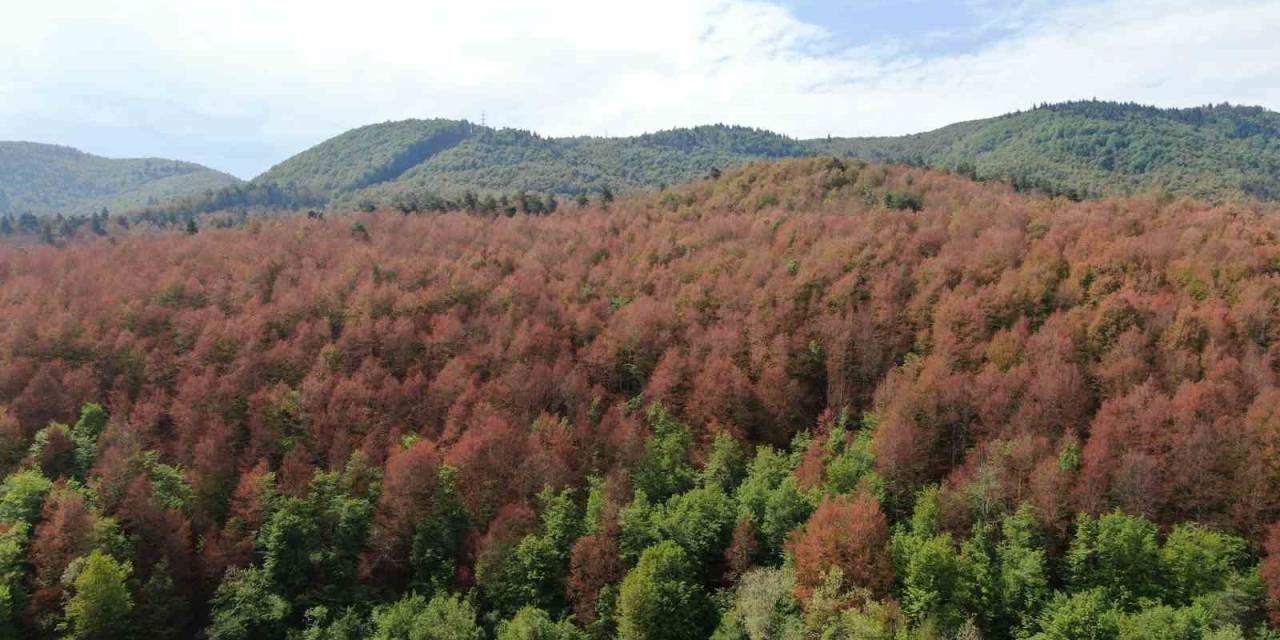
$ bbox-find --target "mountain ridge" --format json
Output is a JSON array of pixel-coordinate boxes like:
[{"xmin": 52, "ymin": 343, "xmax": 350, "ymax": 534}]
[
  {"xmin": 247, "ymin": 100, "xmax": 1280, "ymax": 212},
  {"xmin": 7, "ymin": 100, "xmax": 1279, "ymax": 219},
  {"xmin": 0, "ymin": 141, "xmax": 243, "ymax": 216}
]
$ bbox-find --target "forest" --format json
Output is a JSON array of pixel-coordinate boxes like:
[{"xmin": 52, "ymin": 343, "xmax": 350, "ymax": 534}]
[
  {"xmin": 117, "ymin": 101, "xmax": 1280, "ymax": 227},
  {"xmin": 1, "ymin": 157, "xmax": 1280, "ymax": 639},
  {"xmin": 0, "ymin": 142, "xmax": 241, "ymax": 217}
]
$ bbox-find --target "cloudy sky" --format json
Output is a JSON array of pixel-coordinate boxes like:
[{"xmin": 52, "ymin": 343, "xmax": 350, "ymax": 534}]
[{"xmin": 2, "ymin": 0, "xmax": 1277, "ymax": 178}]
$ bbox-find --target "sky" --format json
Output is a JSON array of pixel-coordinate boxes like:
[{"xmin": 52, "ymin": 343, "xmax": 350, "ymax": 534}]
[{"xmin": 1, "ymin": 0, "xmax": 1278, "ymax": 179}]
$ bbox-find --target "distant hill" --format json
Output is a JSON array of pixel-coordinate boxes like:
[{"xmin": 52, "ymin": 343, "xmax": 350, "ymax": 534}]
[
  {"xmin": 0, "ymin": 142, "xmax": 243, "ymax": 216},
  {"xmin": 813, "ymin": 101, "xmax": 1280, "ymax": 201},
  {"xmin": 256, "ymin": 121, "xmax": 808, "ymax": 210},
  {"xmin": 136, "ymin": 100, "xmax": 1280, "ymax": 221}
]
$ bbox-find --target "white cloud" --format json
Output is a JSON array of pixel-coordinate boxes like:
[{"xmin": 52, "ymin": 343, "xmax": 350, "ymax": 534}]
[{"xmin": 0, "ymin": 0, "xmax": 1277, "ymax": 177}]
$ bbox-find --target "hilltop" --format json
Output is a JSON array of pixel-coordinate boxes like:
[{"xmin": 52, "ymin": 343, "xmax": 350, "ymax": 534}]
[
  {"xmin": 10, "ymin": 101, "xmax": 1278, "ymax": 222},
  {"xmin": 0, "ymin": 142, "xmax": 242, "ymax": 216},
  {"xmin": 815, "ymin": 101, "xmax": 1280, "ymax": 201},
  {"xmin": 240, "ymin": 100, "xmax": 1280, "ymax": 213}
]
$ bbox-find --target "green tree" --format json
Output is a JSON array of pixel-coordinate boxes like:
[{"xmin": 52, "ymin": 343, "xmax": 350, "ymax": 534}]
[
  {"xmin": 654, "ymin": 485, "xmax": 736, "ymax": 569},
  {"xmin": 1116, "ymin": 605, "xmax": 1215, "ymax": 640},
  {"xmin": 0, "ymin": 469, "xmax": 52, "ymax": 525},
  {"xmin": 258, "ymin": 465, "xmax": 374, "ymax": 609},
  {"xmin": 734, "ymin": 448, "xmax": 812, "ymax": 562},
  {"xmin": 712, "ymin": 567, "xmax": 803, "ymax": 640},
  {"xmin": 62, "ymin": 550, "xmax": 132, "ymax": 640},
  {"xmin": 996, "ymin": 505, "xmax": 1051, "ymax": 635},
  {"xmin": 700, "ymin": 430, "xmax": 746, "ymax": 492},
  {"xmin": 1031, "ymin": 589, "xmax": 1121, "ymax": 640},
  {"xmin": 479, "ymin": 487, "xmax": 582, "ymax": 621},
  {"xmin": 1067, "ymin": 512, "xmax": 1164, "ymax": 607},
  {"xmin": 1160, "ymin": 524, "xmax": 1247, "ymax": 605},
  {"xmin": 69, "ymin": 403, "xmax": 108, "ymax": 474},
  {"xmin": 370, "ymin": 593, "xmax": 483, "ymax": 640},
  {"xmin": 410, "ymin": 466, "xmax": 469, "ymax": 597},
  {"xmin": 207, "ymin": 567, "xmax": 290, "ymax": 640},
  {"xmin": 496, "ymin": 606, "xmax": 587, "ymax": 640},
  {"xmin": 618, "ymin": 541, "xmax": 713, "ymax": 640},
  {"xmin": 631, "ymin": 405, "xmax": 695, "ymax": 503},
  {"xmin": 301, "ymin": 606, "xmax": 370, "ymax": 640},
  {"xmin": 0, "ymin": 522, "xmax": 30, "ymax": 640},
  {"xmin": 900, "ymin": 532, "xmax": 964, "ymax": 631}
]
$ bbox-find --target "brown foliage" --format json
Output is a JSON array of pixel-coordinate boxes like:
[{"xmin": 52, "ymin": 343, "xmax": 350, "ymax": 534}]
[{"xmin": 788, "ymin": 492, "xmax": 892, "ymax": 603}]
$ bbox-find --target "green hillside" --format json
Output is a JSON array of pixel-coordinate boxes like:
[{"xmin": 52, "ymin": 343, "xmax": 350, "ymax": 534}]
[
  {"xmin": 137, "ymin": 100, "xmax": 1280, "ymax": 221},
  {"xmin": 814, "ymin": 101, "xmax": 1280, "ymax": 200},
  {"xmin": 0, "ymin": 142, "xmax": 242, "ymax": 215},
  {"xmin": 254, "ymin": 119, "xmax": 473, "ymax": 202},
  {"xmin": 333, "ymin": 124, "xmax": 806, "ymax": 208}
]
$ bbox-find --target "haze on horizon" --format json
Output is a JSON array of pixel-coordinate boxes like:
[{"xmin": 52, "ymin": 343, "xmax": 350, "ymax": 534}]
[{"xmin": 2, "ymin": 0, "xmax": 1278, "ymax": 179}]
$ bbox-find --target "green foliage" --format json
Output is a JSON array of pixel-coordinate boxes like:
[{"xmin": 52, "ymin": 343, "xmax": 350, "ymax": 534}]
[
  {"xmin": 69, "ymin": 403, "xmax": 108, "ymax": 473},
  {"xmin": 618, "ymin": 541, "xmax": 714, "ymax": 640},
  {"xmin": 1031, "ymin": 588, "xmax": 1122, "ymax": 640},
  {"xmin": 410, "ymin": 466, "xmax": 469, "ymax": 597},
  {"xmin": 61, "ymin": 550, "xmax": 132, "ymax": 640},
  {"xmin": 899, "ymin": 532, "xmax": 965, "ymax": 630},
  {"xmin": 1116, "ymin": 605, "xmax": 1215, "ymax": 640},
  {"xmin": 651, "ymin": 485, "xmax": 736, "ymax": 569},
  {"xmin": 370, "ymin": 592, "xmax": 483, "ymax": 640},
  {"xmin": 734, "ymin": 447, "xmax": 812, "ymax": 562},
  {"xmin": 496, "ymin": 607, "xmax": 587, "ymax": 640},
  {"xmin": 631, "ymin": 405, "xmax": 695, "ymax": 503},
  {"xmin": 478, "ymin": 487, "xmax": 582, "ymax": 621},
  {"xmin": 301, "ymin": 606, "xmax": 369, "ymax": 640},
  {"xmin": 1160, "ymin": 524, "xmax": 1248, "ymax": 605},
  {"xmin": 207, "ymin": 567, "xmax": 290, "ymax": 640},
  {"xmin": 996, "ymin": 505, "xmax": 1052, "ymax": 634},
  {"xmin": 817, "ymin": 417, "xmax": 879, "ymax": 496},
  {"xmin": 0, "ymin": 141, "xmax": 241, "ymax": 216},
  {"xmin": 0, "ymin": 469, "xmax": 52, "ymax": 525},
  {"xmin": 258, "ymin": 464, "xmax": 375, "ymax": 610},
  {"xmin": 1068, "ymin": 512, "xmax": 1165, "ymax": 607},
  {"xmin": 141, "ymin": 451, "xmax": 195, "ymax": 511},
  {"xmin": 0, "ymin": 523, "xmax": 29, "ymax": 640},
  {"xmin": 712, "ymin": 567, "xmax": 804, "ymax": 640},
  {"xmin": 816, "ymin": 101, "xmax": 1280, "ymax": 202},
  {"xmin": 256, "ymin": 120, "xmax": 472, "ymax": 201},
  {"xmin": 700, "ymin": 430, "xmax": 747, "ymax": 492},
  {"xmin": 582, "ymin": 476, "xmax": 607, "ymax": 535}
]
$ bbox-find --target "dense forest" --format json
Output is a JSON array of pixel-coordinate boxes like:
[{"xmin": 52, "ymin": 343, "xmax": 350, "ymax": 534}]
[
  {"xmin": 816, "ymin": 102, "xmax": 1280, "ymax": 202},
  {"xmin": 120, "ymin": 101, "xmax": 1280, "ymax": 225},
  {"xmin": 0, "ymin": 142, "xmax": 242, "ymax": 216},
  {"xmin": 1, "ymin": 157, "xmax": 1280, "ymax": 638}
]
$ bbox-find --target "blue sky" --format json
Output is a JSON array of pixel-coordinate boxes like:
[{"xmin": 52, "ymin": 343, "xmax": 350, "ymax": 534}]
[
  {"xmin": 1, "ymin": 0, "xmax": 1276, "ymax": 179},
  {"xmin": 782, "ymin": 0, "xmax": 1025, "ymax": 55}
]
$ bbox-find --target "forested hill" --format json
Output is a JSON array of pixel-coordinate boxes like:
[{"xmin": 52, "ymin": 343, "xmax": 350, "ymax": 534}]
[
  {"xmin": 0, "ymin": 142, "xmax": 242, "ymax": 216},
  {"xmin": 4, "ymin": 158, "xmax": 1280, "ymax": 638},
  {"xmin": 248, "ymin": 120, "xmax": 809, "ymax": 211},
  {"xmin": 9, "ymin": 102, "xmax": 1279, "ymax": 221},
  {"xmin": 814, "ymin": 101, "xmax": 1280, "ymax": 201},
  {"xmin": 141, "ymin": 100, "xmax": 1275, "ymax": 221}
]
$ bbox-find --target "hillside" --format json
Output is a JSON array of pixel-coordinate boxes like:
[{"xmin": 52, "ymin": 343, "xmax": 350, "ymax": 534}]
[
  {"xmin": 3, "ymin": 158, "xmax": 1280, "ymax": 638},
  {"xmin": 815, "ymin": 101, "xmax": 1280, "ymax": 201},
  {"xmin": 232, "ymin": 101, "xmax": 1280, "ymax": 215},
  {"xmin": 14, "ymin": 102, "xmax": 1280, "ymax": 222},
  {"xmin": 0, "ymin": 142, "xmax": 242, "ymax": 215}
]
